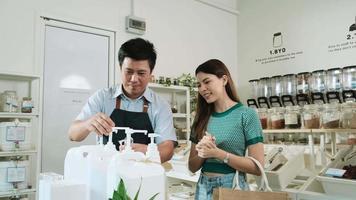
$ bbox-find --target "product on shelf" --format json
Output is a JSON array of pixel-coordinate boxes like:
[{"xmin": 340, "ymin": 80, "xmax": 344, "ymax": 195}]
[
  {"xmin": 257, "ymin": 108, "xmax": 268, "ymax": 129},
  {"xmin": 322, "ymin": 103, "xmax": 341, "ymax": 128},
  {"xmin": 21, "ymin": 97, "xmax": 33, "ymax": 113},
  {"xmin": 303, "ymin": 104, "xmax": 321, "ymax": 129},
  {"xmin": 285, "ymin": 105, "xmax": 301, "ymax": 129},
  {"xmin": 271, "ymin": 107, "xmax": 285, "ymax": 129},
  {"xmin": 0, "ymin": 90, "xmax": 19, "ymax": 113}
]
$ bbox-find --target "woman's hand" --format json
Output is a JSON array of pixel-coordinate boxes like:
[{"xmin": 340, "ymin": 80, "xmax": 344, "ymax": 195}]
[{"xmin": 196, "ymin": 139, "xmax": 218, "ymax": 158}]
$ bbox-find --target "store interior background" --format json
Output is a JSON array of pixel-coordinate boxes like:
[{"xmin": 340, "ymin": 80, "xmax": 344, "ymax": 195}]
[{"xmin": 1, "ymin": 0, "xmax": 356, "ymax": 173}]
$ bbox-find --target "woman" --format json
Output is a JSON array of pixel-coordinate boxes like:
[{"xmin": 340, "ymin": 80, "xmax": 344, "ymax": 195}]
[{"xmin": 188, "ymin": 59, "xmax": 264, "ymax": 200}]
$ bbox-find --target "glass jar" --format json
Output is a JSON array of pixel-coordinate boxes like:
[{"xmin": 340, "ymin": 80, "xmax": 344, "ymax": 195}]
[
  {"xmin": 297, "ymin": 72, "xmax": 311, "ymax": 94},
  {"xmin": 341, "ymin": 102, "xmax": 356, "ymax": 128},
  {"xmin": 257, "ymin": 108, "xmax": 268, "ymax": 129},
  {"xmin": 281, "ymin": 74, "xmax": 296, "ymax": 96},
  {"xmin": 21, "ymin": 97, "xmax": 33, "ymax": 113},
  {"xmin": 310, "ymin": 70, "xmax": 327, "ymax": 93},
  {"xmin": 259, "ymin": 77, "xmax": 271, "ymax": 98},
  {"xmin": 158, "ymin": 76, "xmax": 165, "ymax": 84},
  {"xmin": 285, "ymin": 105, "xmax": 301, "ymax": 129},
  {"xmin": 270, "ymin": 75, "xmax": 282, "ymax": 96},
  {"xmin": 165, "ymin": 77, "xmax": 172, "ymax": 86},
  {"xmin": 271, "ymin": 107, "xmax": 285, "ymax": 129},
  {"xmin": 342, "ymin": 65, "xmax": 356, "ymax": 90},
  {"xmin": 0, "ymin": 90, "xmax": 19, "ymax": 112},
  {"xmin": 248, "ymin": 79, "xmax": 259, "ymax": 99},
  {"xmin": 322, "ymin": 103, "xmax": 340, "ymax": 128},
  {"xmin": 303, "ymin": 104, "xmax": 320, "ymax": 128},
  {"xmin": 326, "ymin": 68, "xmax": 343, "ymax": 92}
]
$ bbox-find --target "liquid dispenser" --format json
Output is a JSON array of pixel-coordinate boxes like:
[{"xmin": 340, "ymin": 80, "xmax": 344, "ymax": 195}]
[
  {"xmin": 258, "ymin": 77, "xmax": 271, "ymax": 108},
  {"xmin": 247, "ymin": 79, "xmax": 259, "ymax": 108},
  {"xmin": 310, "ymin": 70, "xmax": 327, "ymax": 104},
  {"xmin": 296, "ymin": 72, "xmax": 311, "ymax": 106},
  {"xmin": 342, "ymin": 65, "xmax": 356, "ymax": 102},
  {"xmin": 269, "ymin": 75, "xmax": 282, "ymax": 107},
  {"xmin": 281, "ymin": 74, "xmax": 296, "ymax": 106},
  {"xmin": 326, "ymin": 68, "xmax": 343, "ymax": 103}
]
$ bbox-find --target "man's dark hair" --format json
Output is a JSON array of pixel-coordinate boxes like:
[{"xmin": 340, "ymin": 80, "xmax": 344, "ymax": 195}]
[{"xmin": 118, "ymin": 38, "xmax": 157, "ymax": 72}]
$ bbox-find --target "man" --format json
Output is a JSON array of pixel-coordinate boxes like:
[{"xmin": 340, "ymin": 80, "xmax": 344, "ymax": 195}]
[{"xmin": 68, "ymin": 38, "xmax": 176, "ymax": 163}]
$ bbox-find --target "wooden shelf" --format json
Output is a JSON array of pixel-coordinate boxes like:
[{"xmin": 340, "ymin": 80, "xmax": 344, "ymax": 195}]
[
  {"xmin": 0, "ymin": 112, "xmax": 39, "ymax": 118},
  {"xmin": 0, "ymin": 72, "xmax": 40, "ymax": 81},
  {"xmin": 0, "ymin": 188, "xmax": 36, "ymax": 198},
  {"xmin": 0, "ymin": 149, "xmax": 37, "ymax": 157},
  {"xmin": 263, "ymin": 129, "xmax": 356, "ymax": 134}
]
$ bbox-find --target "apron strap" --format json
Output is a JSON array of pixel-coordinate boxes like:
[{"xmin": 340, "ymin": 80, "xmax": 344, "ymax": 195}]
[{"xmin": 115, "ymin": 96, "xmax": 149, "ymax": 113}]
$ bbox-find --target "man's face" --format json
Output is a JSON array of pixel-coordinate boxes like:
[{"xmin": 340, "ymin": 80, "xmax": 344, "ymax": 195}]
[{"xmin": 121, "ymin": 57, "xmax": 151, "ymax": 99}]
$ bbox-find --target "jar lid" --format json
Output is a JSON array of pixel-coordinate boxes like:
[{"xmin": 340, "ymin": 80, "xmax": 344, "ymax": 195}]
[
  {"xmin": 327, "ymin": 67, "xmax": 342, "ymax": 71},
  {"xmin": 259, "ymin": 77, "xmax": 270, "ymax": 80},
  {"xmin": 312, "ymin": 69, "xmax": 326, "ymax": 73},
  {"xmin": 271, "ymin": 75, "xmax": 282, "ymax": 78},
  {"xmin": 248, "ymin": 79, "xmax": 259, "ymax": 82},
  {"xmin": 258, "ymin": 108, "xmax": 268, "ymax": 112},
  {"xmin": 23, "ymin": 97, "xmax": 32, "ymax": 100},
  {"xmin": 283, "ymin": 74, "xmax": 296, "ymax": 77},
  {"xmin": 297, "ymin": 72, "xmax": 311, "ymax": 75},
  {"xmin": 342, "ymin": 65, "xmax": 356, "ymax": 70}
]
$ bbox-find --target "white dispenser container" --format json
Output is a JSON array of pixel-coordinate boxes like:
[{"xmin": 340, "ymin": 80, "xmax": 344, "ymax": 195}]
[
  {"xmin": 106, "ymin": 133, "xmax": 165, "ymax": 200},
  {"xmin": 0, "ymin": 160, "xmax": 29, "ymax": 191},
  {"xmin": 0, "ymin": 121, "xmax": 31, "ymax": 151}
]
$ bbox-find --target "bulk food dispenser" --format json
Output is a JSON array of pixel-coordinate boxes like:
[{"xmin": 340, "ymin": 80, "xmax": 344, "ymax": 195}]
[
  {"xmin": 310, "ymin": 70, "xmax": 327, "ymax": 104},
  {"xmin": 326, "ymin": 68, "xmax": 343, "ymax": 103},
  {"xmin": 281, "ymin": 74, "xmax": 296, "ymax": 106},
  {"xmin": 269, "ymin": 75, "xmax": 283, "ymax": 107},
  {"xmin": 247, "ymin": 79, "xmax": 259, "ymax": 108},
  {"xmin": 296, "ymin": 72, "xmax": 311, "ymax": 106},
  {"xmin": 258, "ymin": 77, "xmax": 271, "ymax": 108},
  {"xmin": 342, "ymin": 65, "xmax": 356, "ymax": 102}
]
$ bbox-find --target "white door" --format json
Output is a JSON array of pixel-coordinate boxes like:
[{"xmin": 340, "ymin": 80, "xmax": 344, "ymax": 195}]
[{"xmin": 42, "ymin": 20, "xmax": 115, "ymax": 174}]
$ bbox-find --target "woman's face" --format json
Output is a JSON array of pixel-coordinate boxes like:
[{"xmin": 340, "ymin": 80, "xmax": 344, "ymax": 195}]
[{"xmin": 196, "ymin": 72, "xmax": 227, "ymax": 104}]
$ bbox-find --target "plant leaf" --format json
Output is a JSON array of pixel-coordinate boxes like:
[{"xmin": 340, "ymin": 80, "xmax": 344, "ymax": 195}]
[
  {"xmin": 148, "ymin": 193, "xmax": 160, "ymax": 200},
  {"xmin": 133, "ymin": 177, "xmax": 142, "ymax": 200}
]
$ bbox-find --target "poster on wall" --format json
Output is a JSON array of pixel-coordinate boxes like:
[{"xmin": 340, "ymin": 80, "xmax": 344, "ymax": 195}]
[
  {"xmin": 328, "ymin": 16, "xmax": 356, "ymax": 53},
  {"xmin": 255, "ymin": 32, "xmax": 304, "ymax": 65}
]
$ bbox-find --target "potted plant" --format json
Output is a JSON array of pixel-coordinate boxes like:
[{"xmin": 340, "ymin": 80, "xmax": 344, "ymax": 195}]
[{"xmin": 110, "ymin": 179, "xmax": 159, "ymax": 200}]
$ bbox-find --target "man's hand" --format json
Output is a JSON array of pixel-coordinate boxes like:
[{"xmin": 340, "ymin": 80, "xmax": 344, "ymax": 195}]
[{"xmin": 85, "ymin": 112, "xmax": 115, "ymax": 136}]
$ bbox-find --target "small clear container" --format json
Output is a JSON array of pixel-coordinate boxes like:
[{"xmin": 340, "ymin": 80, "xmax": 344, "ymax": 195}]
[
  {"xmin": 257, "ymin": 108, "xmax": 268, "ymax": 129},
  {"xmin": 303, "ymin": 104, "xmax": 321, "ymax": 129},
  {"xmin": 0, "ymin": 90, "xmax": 19, "ymax": 112},
  {"xmin": 310, "ymin": 70, "xmax": 327, "ymax": 93},
  {"xmin": 259, "ymin": 77, "xmax": 271, "ymax": 98},
  {"xmin": 342, "ymin": 65, "xmax": 356, "ymax": 90},
  {"xmin": 271, "ymin": 107, "xmax": 285, "ymax": 129},
  {"xmin": 21, "ymin": 97, "xmax": 33, "ymax": 113},
  {"xmin": 326, "ymin": 68, "xmax": 343, "ymax": 92},
  {"xmin": 297, "ymin": 72, "xmax": 311, "ymax": 94},
  {"xmin": 281, "ymin": 74, "xmax": 297, "ymax": 96},
  {"xmin": 248, "ymin": 79, "xmax": 260, "ymax": 99},
  {"xmin": 285, "ymin": 105, "xmax": 301, "ymax": 129},
  {"xmin": 341, "ymin": 102, "xmax": 356, "ymax": 128},
  {"xmin": 321, "ymin": 103, "xmax": 340, "ymax": 128},
  {"xmin": 270, "ymin": 75, "xmax": 282, "ymax": 96}
]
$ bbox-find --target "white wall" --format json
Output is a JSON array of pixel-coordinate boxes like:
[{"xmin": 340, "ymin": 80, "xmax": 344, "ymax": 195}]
[
  {"xmin": 0, "ymin": 0, "xmax": 238, "ymax": 81},
  {"xmin": 237, "ymin": 0, "xmax": 356, "ymax": 102}
]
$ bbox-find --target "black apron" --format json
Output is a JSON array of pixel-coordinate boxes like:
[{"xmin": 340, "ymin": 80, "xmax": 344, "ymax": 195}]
[{"xmin": 103, "ymin": 96, "xmax": 154, "ymax": 151}]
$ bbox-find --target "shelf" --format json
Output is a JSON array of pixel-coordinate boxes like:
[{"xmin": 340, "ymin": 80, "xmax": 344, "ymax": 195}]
[
  {"xmin": 263, "ymin": 129, "xmax": 356, "ymax": 134},
  {"xmin": 148, "ymin": 83, "xmax": 189, "ymax": 93},
  {"xmin": 0, "ymin": 188, "xmax": 36, "ymax": 198},
  {"xmin": 0, "ymin": 112, "xmax": 39, "ymax": 118},
  {"xmin": 173, "ymin": 113, "xmax": 187, "ymax": 118},
  {"xmin": 0, "ymin": 149, "xmax": 37, "ymax": 157},
  {"xmin": 0, "ymin": 72, "xmax": 40, "ymax": 81}
]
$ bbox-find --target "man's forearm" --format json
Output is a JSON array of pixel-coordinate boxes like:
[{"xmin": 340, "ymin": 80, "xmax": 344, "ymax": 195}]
[
  {"xmin": 158, "ymin": 140, "xmax": 175, "ymax": 163},
  {"xmin": 68, "ymin": 120, "xmax": 90, "ymax": 141}
]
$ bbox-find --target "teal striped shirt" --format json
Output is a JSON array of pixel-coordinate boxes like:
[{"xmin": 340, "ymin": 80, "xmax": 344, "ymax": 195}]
[{"xmin": 190, "ymin": 103, "xmax": 263, "ymax": 174}]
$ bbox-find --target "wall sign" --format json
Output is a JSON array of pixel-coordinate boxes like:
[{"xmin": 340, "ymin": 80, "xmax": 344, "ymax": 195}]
[
  {"xmin": 328, "ymin": 16, "xmax": 356, "ymax": 53},
  {"xmin": 255, "ymin": 32, "xmax": 303, "ymax": 65}
]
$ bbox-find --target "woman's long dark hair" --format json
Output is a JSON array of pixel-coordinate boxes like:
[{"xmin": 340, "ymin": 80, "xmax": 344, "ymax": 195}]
[{"xmin": 192, "ymin": 59, "xmax": 240, "ymax": 141}]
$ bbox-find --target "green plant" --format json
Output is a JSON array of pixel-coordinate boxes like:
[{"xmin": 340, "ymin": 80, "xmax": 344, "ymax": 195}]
[
  {"xmin": 177, "ymin": 73, "xmax": 198, "ymax": 112},
  {"xmin": 110, "ymin": 179, "xmax": 159, "ymax": 200}
]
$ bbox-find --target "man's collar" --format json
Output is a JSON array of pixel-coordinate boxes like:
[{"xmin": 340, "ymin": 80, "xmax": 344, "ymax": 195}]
[{"xmin": 111, "ymin": 84, "xmax": 152, "ymax": 102}]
